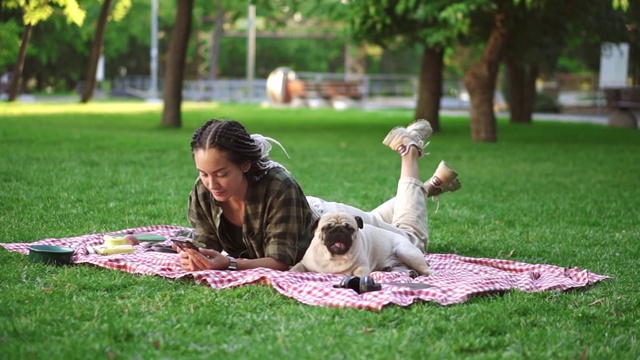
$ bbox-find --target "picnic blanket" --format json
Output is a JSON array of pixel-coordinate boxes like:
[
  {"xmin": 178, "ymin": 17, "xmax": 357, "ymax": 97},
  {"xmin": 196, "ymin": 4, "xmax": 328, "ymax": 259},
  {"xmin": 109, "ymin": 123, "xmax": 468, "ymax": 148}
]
[{"xmin": 0, "ymin": 225, "xmax": 609, "ymax": 311}]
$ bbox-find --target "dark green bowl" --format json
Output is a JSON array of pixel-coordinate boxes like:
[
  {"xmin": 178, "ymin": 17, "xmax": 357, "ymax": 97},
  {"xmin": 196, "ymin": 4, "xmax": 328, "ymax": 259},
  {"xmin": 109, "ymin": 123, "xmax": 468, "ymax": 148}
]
[{"xmin": 28, "ymin": 245, "xmax": 74, "ymax": 265}]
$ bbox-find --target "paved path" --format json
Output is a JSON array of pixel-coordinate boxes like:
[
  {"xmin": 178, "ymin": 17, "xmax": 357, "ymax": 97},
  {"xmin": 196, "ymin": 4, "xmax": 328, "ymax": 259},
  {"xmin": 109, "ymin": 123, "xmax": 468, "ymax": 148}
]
[
  {"xmin": 358, "ymin": 96, "xmax": 610, "ymax": 125},
  {"xmin": 441, "ymin": 109, "xmax": 609, "ymax": 126}
]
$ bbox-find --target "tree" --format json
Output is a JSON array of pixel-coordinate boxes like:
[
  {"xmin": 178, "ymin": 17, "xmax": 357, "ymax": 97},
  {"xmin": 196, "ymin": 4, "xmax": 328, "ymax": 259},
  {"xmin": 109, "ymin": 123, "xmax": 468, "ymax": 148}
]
[
  {"xmin": 346, "ymin": 1, "xmax": 443, "ymax": 131},
  {"xmin": 343, "ymin": 0, "xmax": 477, "ymax": 132},
  {"xmin": 504, "ymin": 0, "xmax": 631, "ymax": 124},
  {"xmin": 195, "ymin": 0, "xmax": 247, "ymax": 80},
  {"xmin": 100, "ymin": 0, "xmax": 177, "ymax": 80},
  {"xmin": 160, "ymin": 0, "xmax": 332, "ymax": 127},
  {"xmin": 80, "ymin": 0, "xmax": 112, "ymax": 103},
  {"xmin": 81, "ymin": 0, "xmax": 131, "ymax": 103},
  {"xmin": 463, "ymin": 3, "xmax": 508, "ymax": 142},
  {"xmin": 1, "ymin": 0, "xmax": 159, "ymax": 94},
  {"xmin": 25, "ymin": 13, "xmax": 88, "ymax": 91},
  {"xmin": 464, "ymin": 0, "xmax": 631, "ymax": 141},
  {"xmin": 503, "ymin": 1, "xmax": 547, "ymax": 124},
  {"xmin": 0, "ymin": 15, "xmax": 22, "ymax": 72},
  {"xmin": 161, "ymin": 0, "xmax": 193, "ymax": 127},
  {"xmin": 2, "ymin": 0, "xmax": 85, "ymax": 101},
  {"xmin": 208, "ymin": 0, "xmax": 226, "ymax": 80},
  {"xmin": 9, "ymin": 18, "xmax": 32, "ymax": 101}
]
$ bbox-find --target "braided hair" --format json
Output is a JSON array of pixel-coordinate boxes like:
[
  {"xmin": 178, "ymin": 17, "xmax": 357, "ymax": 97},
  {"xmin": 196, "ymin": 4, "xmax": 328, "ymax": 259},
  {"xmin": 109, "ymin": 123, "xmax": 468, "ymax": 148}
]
[{"xmin": 190, "ymin": 119, "xmax": 275, "ymax": 181}]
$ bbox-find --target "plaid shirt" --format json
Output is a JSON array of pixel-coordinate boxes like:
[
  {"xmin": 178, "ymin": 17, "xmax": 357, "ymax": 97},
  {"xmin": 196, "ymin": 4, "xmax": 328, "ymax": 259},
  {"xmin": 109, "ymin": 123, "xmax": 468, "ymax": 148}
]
[{"xmin": 187, "ymin": 167, "xmax": 317, "ymax": 266}]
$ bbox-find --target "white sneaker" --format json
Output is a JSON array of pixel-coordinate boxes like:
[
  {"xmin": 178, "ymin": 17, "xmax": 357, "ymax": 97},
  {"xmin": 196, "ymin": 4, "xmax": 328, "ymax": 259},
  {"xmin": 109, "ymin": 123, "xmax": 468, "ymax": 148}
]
[
  {"xmin": 424, "ymin": 161, "xmax": 460, "ymax": 197},
  {"xmin": 407, "ymin": 119, "xmax": 433, "ymax": 139},
  {"xmin": 382, "ymin": 119, "xmax": 432, "ymax": 156}
]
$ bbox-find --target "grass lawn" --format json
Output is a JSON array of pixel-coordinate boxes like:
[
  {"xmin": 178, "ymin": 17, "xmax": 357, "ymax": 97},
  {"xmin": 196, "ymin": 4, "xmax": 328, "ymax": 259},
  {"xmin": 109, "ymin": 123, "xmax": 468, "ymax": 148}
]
[{"xmin": 0, "ymin": 101, "xmax": 638, "ymax": 359}]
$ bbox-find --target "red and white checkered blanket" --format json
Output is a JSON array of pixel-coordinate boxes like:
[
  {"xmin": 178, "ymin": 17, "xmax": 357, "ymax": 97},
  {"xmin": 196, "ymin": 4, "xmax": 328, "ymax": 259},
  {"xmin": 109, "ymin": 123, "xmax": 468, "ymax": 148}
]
[{"xmin": 1, "ymin": 225, "xmax": 609, "ymax": 311}]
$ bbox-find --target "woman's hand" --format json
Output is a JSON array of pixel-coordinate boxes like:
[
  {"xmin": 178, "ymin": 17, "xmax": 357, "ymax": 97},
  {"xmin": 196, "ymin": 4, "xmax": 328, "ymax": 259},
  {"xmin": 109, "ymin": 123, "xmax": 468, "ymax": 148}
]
[
  {"xmin": 176, "ymin": 246, "xmax": 290, "ymax": 271},
  {"xmin": 178, "ymin": 247, "xmax": 229, "ymax": 271}
]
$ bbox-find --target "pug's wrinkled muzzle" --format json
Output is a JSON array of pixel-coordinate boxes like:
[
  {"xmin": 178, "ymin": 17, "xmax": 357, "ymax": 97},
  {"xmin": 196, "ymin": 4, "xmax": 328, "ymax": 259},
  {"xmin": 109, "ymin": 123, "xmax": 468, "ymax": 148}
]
[{"xmin": 323, "ymin": 226, "xmax": 354, "ymax": 255}]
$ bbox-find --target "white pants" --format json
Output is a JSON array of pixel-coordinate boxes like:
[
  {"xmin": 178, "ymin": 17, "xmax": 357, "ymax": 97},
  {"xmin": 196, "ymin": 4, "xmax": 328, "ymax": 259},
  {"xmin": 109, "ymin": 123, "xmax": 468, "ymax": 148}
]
[{"xmin": 306, "ymin": 177, "xmax": 428, "ymax": 252}]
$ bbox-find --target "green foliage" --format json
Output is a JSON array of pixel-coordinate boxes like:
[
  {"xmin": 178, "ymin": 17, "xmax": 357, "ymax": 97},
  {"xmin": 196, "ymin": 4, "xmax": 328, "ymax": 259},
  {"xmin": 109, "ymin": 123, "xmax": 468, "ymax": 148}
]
[
  {"xmin": 346, "ymin": 0, "xmax": 486, "ymax": 47},
  {"xmin": 556, "ymin": 56, "xmax": 593, "ymax": 74},
  {"xmin": 1, "ymin": 0, "xmax": 635, "ymax": 94},
  {"xmin": 533, "ymin": 91, "xmax": 562, "ymax": 113},
  {"xmin": 613, "ymin": 0, "xmax": 629, "ymax": 11},
  {"xmin": 2, "ymin": 0, "xmax": 87, "ymax": 26},
  {"xmin": 23, "ymin": 13, "xmax": 89, "ymax": 91},
  {"xmin": 0, "ymin": 0, "xmax": 87, "ymax": 92},
  {"xmin": 111, "ymin": 0, "xmax": 132, "ymax": 22},
  {"xmin": 215, "ymin": 37, "xmax": 346, "ymax": 77},
  {"xmin": 0, "ymin": 20, "xmax": 22, "ymax": 70},
  {"xmin": 0, "ymin": 102, "xmax": 638, "ymax": 359},
  {"xmin": 502, "ymin": 0, "xmax": 631, "ymax": 77},
  {"xmin": 365, "ymin": 44, "xmax": 423, "ymax": 74}
]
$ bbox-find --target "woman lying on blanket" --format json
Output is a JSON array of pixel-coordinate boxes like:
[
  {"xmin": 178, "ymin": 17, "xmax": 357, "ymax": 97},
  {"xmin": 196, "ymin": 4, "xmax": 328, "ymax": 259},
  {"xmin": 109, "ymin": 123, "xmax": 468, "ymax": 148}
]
[{"xmin": 177, "ymin": 119, "xmax": 461, "ymax": 272}]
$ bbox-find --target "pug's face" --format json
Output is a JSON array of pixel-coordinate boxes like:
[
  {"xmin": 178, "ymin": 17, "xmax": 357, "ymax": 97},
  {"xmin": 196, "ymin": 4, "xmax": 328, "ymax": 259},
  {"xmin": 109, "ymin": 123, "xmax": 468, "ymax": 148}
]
[{"xmin": 316, "ymin": 212, "xmax": 364, "ymax": 255}]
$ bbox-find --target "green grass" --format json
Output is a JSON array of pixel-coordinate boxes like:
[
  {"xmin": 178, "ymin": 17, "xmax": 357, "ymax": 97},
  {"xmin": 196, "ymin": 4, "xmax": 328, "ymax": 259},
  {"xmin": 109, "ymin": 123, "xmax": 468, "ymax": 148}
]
[{"xmin": 0, "ymin": 101, "xmax": 638, "ymax": 359}]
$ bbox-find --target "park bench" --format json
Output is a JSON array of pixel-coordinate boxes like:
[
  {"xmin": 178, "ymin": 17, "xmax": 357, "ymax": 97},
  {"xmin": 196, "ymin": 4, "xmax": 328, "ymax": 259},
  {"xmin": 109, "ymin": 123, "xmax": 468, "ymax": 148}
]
[
  {"xmin": 288, "ymin": 80, "xmax": 363, "ymax": 102},
  {"xmin": 604, "ymin": 87, "xmax": 640, "ymax": 110},
  {"xmin": 602, "ymin": 87, "xmax": 640, "ymax": 128}
]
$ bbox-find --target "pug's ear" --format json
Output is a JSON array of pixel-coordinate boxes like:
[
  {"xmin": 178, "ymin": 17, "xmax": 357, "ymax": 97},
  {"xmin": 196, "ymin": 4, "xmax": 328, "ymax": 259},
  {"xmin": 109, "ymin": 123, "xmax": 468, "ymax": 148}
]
[
  {"xmin": 311, "ymin": 216, "xmax": 321, "ymax": 231},
  {"xmin": 354, "ymin": 216, "xmax": 364, "ymax": 229}
]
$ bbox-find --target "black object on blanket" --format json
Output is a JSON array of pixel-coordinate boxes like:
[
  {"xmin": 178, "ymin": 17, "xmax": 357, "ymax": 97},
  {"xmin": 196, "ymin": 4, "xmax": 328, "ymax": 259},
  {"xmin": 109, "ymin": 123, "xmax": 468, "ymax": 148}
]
[
  {"xmin": 142, "ymin": 243, "xmax": 177, "ymax": 254},
  {"xmin": 335, "ymin": 275, "xmax": 433, "ymax": 294}
]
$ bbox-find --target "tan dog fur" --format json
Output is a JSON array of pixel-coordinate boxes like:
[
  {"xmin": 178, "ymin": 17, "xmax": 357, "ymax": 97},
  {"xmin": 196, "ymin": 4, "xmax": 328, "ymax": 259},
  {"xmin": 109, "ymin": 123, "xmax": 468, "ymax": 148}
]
[{"xmin": 290, "ymin": 211, "xmax": 432, "ymax": 277}]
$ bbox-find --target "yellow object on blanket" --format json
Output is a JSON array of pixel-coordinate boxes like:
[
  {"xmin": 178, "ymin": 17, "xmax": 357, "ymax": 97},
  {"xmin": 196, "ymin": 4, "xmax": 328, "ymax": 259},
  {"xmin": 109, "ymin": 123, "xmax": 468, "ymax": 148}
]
[
  {"xmin": 92, "ymin": 245, "xmax": 134, "ymax": 255},
  {"xmin": 102, "ymin": 234, "xmax": 128, "ymax": 247}
]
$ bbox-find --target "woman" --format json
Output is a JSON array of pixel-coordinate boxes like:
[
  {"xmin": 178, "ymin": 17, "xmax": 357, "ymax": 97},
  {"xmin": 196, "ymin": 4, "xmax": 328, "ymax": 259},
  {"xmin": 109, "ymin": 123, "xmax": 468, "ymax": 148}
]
[{"xmin": 178, "ymin": 119, "xmax": 460, "ymax": 272}]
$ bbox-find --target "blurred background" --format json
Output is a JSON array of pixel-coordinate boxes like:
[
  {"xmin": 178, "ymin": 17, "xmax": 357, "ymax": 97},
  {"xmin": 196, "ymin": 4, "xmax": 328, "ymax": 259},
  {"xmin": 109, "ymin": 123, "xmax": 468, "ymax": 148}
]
[{"xmin": 1, "ymin": 0, "xmax": 638, "ymax": 119}]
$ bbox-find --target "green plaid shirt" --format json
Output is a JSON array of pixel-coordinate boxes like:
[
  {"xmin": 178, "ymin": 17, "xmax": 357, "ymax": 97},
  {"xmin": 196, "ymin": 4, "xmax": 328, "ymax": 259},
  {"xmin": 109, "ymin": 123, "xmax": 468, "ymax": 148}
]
[{"xmin": 187, "ymin": 167, "xmax": 316, "ymax": 266}]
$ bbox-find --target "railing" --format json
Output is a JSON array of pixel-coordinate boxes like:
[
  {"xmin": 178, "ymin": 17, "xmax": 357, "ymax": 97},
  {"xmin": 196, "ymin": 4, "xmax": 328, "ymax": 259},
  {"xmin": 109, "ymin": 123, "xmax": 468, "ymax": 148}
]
[
  {"xmin": 111, "ymin": 76, "xmax": 268, "ymax": 103},
  {"xmin": 110, "ymin": 73, "xmax": 471, "ymax": 106},
  {"xmin": 182, "ymin": 79, "xmax": 268, "ymax": 102},
  {"xmin": 296, "ymin": 72, "xmax": 420, "ymax": 99},
  {"xmin": 111, "ymin": 76, "xmax": 155, "ymax": 98}
]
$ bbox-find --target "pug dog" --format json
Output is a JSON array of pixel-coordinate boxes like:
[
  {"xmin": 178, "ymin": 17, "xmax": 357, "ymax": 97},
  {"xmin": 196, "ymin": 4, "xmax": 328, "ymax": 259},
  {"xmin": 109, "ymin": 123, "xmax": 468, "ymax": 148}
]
[{"xmin": 290, "ymin": 211, "xmax": 432, "ymax": 277}]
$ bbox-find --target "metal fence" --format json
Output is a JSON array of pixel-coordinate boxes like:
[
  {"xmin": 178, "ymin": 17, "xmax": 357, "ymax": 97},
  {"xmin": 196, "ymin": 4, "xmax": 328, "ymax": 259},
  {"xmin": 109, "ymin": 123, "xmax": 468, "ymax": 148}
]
[
  {"xmin": 110, "ymin": 73, "xmax": 443, "ymax": 102},
  {"xmin": 111, "ymin": 76, "xmax": 268, "ymax": 103},
  {"xmin": 74, "ymin": 72, "xmax": 614, "ymax": 111}
]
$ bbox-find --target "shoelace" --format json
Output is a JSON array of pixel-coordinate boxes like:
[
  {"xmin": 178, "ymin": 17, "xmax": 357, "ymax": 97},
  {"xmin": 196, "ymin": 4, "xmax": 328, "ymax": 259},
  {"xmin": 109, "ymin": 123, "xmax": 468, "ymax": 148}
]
[
  {"xmin": 420, "ymin": 141, "xmax": 430, "ymax": 157},
  {"xmin": 426, "ymin": 180, "xmax": 442, "ymax": 213}
]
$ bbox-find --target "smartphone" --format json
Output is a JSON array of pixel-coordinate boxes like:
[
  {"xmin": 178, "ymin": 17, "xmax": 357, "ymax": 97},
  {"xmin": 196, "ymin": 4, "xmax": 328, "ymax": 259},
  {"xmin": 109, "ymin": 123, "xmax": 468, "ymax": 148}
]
[{"xmin": 171, "ymin": 237, "xmax": 199, "ymax": 251}]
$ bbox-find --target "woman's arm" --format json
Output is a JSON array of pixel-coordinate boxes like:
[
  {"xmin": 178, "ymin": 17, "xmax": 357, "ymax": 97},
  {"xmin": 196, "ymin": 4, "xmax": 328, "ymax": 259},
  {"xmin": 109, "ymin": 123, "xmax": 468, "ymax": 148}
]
[
  {"xmin": 187, "ymin": 180, "xmax": 223, "ymax": 251},
  {"xmin": 179, "ymin": 248, "xmax": 289, "ymax": 271},
  {"xmin": 255, "ymin": 177, "xmax": 316, "ymax": 266}
]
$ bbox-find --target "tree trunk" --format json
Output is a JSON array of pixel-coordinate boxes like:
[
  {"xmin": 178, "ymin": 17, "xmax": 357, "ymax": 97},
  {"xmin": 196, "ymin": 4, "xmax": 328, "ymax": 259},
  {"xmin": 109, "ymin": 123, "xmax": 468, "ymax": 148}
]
[
  {"xmin": 522, "ymin": 64, "xmax": 538, "ymax": 123},
  {"xmin": 344, "ymin": 43, "xmax": 367, "ymax": 75},
  {"xmin": 506, "ymin": 55, "xmax": 525, "ymax": 123},
  {"xmin": 507, "ymin": 56, "xmax": 538, "ymax": 124},
  {"xmin": 161, "ymin": 0, "xmax": 194, "ymax": 128},
  {"xmin": 209, "ymin": 0, "xmax": 225, "ymax": 80},
  {"xmin": 414, "ymin": 46, "xmax": 444, "ymax": 132},
  {"xmin": 7, "ymin": 24, "xmax": 32, "ymax": 102},
  {"xmin": 463, "ymin": 13, "xmax": 508, "ymax": 142},
  {"xmin": 81, "ymin": 0, "xmax": 112, "ymax": 103}
]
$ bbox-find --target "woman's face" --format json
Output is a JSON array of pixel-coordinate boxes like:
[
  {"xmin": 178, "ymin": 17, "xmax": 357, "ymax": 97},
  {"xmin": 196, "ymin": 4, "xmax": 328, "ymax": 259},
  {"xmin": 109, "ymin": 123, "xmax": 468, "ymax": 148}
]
[{"xmin": 193, "ymin": 147, "xmax": 250, "ymax": 202}]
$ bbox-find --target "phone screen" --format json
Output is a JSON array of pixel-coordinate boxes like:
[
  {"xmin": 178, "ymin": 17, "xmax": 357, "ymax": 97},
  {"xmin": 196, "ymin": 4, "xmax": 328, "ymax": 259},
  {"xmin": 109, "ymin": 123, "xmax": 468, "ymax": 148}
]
[{"xmin": 171, "ymin": 238, "xmax": 199, "ymax": 250}]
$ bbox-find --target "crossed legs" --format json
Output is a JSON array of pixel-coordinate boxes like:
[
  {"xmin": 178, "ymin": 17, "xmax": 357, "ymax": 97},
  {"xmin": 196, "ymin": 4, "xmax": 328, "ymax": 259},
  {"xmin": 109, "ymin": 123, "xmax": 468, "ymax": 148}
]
[{"xmin": 306, "ymin": 119, "xmax": 459, "ymax": 254}]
